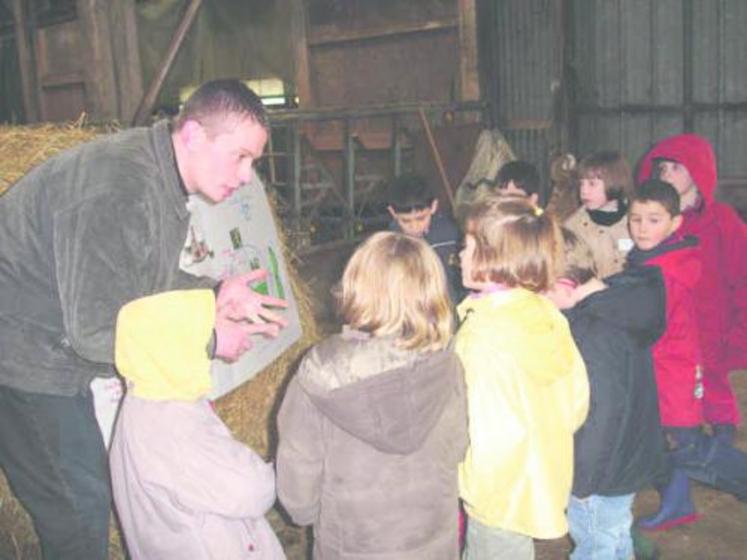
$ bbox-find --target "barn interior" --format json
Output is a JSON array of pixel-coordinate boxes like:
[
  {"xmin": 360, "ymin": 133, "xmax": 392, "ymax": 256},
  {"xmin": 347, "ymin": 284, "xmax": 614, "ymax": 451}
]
[{"xmin": 1, "ymin": 1, "xmax": 746, "ymax": 558}]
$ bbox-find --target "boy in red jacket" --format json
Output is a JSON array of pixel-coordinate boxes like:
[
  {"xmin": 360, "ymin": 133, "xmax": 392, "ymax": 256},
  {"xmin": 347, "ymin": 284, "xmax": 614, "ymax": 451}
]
[
  {"xmin": 637, "ymin": 134, "xmax": 747, "ymax": 443},
  {"xmin": 627, "ymin": 180, "xmax": 747, "ymax": 532}
]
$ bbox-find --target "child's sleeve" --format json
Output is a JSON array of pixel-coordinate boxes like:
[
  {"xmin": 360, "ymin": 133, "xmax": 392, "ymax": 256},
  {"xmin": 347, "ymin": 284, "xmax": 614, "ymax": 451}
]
[
  {"xmin": 276, "ymin": 374, "xmax": 325, "ymax": 526},
  {"xmin": 721, "ymin": 209, "xmax": 747, "ymax": 370},
  {"xmin": 569, "ymin": 343, "xmax": 590, "ymax": 431}
]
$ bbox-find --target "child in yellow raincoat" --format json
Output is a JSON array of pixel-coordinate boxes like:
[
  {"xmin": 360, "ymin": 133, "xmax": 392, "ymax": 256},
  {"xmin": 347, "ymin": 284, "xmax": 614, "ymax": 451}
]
[{"xmin": 456, "ymin": 195, "xmax": 589, "ymax": 560}]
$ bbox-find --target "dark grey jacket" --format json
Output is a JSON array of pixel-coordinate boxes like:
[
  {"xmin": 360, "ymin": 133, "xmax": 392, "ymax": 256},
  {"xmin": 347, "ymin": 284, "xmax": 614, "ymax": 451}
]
[
  {"xmin": 276, "ymin": 329, "xmax": 467, "ymax": 559},
  {"xmin": 0, "ymin": 121, "xmax": 211, "ymax": 396}
]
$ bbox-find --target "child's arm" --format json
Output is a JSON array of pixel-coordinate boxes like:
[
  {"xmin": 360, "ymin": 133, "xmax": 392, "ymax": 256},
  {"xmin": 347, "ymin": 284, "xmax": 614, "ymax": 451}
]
[{"xmin": 276, "ymin": 376, "xmax": 324, "ymax": 526}]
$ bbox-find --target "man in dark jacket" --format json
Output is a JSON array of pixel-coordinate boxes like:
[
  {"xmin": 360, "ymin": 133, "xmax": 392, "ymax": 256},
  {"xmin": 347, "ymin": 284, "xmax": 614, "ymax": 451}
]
[
  {"xmin": 0, "ymin": 79, "xmax": 287, "ymax": 559},
  {"xmin": 546, "ymin": 229, "xmax": 668, "ymax": 559}
]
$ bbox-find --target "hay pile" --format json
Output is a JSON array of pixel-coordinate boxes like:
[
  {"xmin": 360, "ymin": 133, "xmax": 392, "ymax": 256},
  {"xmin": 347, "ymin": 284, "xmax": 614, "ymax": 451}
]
[{"xmin": 0, "ymin": 121, "xmax": 319, "ymax": 559}]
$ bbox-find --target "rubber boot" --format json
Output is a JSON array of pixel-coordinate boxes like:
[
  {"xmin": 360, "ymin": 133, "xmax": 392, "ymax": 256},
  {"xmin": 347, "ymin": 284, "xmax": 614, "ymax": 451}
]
[
  {"xmin": 631, "ymin": 525, "xmax": 660, "ymax": 559},
  {"xmin": 712, "ymin": 423, "xmax": 737, "ymax": 446},
  {"xmin": 638, "ymin": 469, "xmax": 701, "ymax": 532}
]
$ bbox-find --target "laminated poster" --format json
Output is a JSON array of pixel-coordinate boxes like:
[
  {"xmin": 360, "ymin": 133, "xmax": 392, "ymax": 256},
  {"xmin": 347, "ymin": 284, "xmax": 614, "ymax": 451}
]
[{"xmin": 92, "ymin": 176, "xmax": 301, "ymax": 447}]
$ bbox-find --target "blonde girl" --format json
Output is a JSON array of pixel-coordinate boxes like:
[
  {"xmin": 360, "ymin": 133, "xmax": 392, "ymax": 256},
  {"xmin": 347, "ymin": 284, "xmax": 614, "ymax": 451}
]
[
  {"xmin": 457, "ymin": 195, "xmax": 589, "ymax": 560},
  {"xmin": 564, "ymin": 151, "xmax": 635, "ymax": 277},
  {"xmin": 276, "ymin": 231, "xmax": 467, "ymax": 559}
]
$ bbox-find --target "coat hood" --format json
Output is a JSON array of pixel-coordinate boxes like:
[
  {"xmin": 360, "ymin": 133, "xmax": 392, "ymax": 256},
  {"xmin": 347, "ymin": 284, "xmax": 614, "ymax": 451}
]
[
  {"xmin": 296, "ymin": 330, "xmax": 462, "ymax": 454},
  {"xmin": 567, "ymin": 266, "xmax": 666, "ymax": 348},
  {"xmin": 637, "ymin": 133, "xmax": 718, "ymax": 203},
  {"xmin": 458, "ymin": 288, "xmax": 576, "ymax": 385},
  {"xmin": 115, "ymin": 290, "xmax": 214, "ymax": 401}
]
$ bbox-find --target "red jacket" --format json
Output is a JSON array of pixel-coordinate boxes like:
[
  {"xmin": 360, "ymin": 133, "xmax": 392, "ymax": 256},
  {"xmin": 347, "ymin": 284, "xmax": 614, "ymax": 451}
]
[
  {"xmin": 638, "ymin": 134, "xmax": 747, "ymax": 375},
  {"xmin": 629, "ymin": 237, "xmax": 703, "ymax": 427}
]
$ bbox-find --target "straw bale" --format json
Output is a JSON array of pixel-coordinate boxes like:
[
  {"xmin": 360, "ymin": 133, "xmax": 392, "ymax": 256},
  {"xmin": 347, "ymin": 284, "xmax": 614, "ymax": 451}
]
[{"xmin": 0, "ymin": 122, "xmax": 319, "ymax": 559}]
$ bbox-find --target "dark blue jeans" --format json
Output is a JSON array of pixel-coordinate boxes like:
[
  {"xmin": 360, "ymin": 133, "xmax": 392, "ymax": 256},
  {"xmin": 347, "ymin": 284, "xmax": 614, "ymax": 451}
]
[
  {"xmin": 0, "ymin": 385, "xmax": 111, "ymax": 559},
  {"xmin": 666, "ymin": 427, "xmax": 747, "ymax": 501}
]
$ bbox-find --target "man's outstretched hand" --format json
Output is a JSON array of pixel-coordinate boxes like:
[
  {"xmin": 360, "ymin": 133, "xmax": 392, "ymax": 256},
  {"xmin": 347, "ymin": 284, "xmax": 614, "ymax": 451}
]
[{"xmin": 216, "ymin": 269, "xmax": 289, "ymax": 327}]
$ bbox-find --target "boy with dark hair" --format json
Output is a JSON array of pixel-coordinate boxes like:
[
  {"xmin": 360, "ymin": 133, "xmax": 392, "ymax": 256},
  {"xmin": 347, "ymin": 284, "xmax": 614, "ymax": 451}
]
[
  {"xmin": 628, "ymin": 179, "xmax": 747, "ymax": 531},
  {"xmin": 638, "ymin": 134, "xmax": 747, "ymax": 443},
  {"xmin": 387, "ymin": 173, "xmax": 465, "ymax": 304},
  {"xmin": 546, "ymin": 228, "xmax": 667, "ymax": 559},
  {"xmin": 495, "ymin": 160, "xmax": 541, "ymax": 205}
]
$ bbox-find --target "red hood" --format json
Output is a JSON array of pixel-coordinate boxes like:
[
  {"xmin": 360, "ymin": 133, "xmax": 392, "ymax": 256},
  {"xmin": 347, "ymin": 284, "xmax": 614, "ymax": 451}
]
[{"xmin": 637, "ymin": 134, "xmax": 717, "ymax": 204}]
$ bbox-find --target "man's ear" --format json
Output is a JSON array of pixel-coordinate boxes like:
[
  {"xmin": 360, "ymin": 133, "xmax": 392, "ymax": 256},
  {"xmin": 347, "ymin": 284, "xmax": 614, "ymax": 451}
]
[
  {"xmin": 430, "ymin": 198, "xmax": 439, "ymax": 214},
  {"xmin": 180, "ymin": 120, "xmax": 206, "ymax": 150}
]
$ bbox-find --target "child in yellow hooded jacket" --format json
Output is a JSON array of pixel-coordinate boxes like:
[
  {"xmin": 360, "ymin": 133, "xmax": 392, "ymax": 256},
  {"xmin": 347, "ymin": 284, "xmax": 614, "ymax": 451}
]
[
  {"xmin": 457, "ymin": 195, "xmax": 589, "ymax": 559},
  {"xmin": 110, "ymin": 289, "xmax": 286, "ymax": 560}
]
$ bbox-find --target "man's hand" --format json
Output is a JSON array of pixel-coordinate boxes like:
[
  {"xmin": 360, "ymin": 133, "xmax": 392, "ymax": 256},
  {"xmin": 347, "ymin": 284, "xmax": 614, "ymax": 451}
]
[
  {"xmin": 216, "ymin": 269, "xmax": 289, "ymax": 327},
  {"xmin": 214, "ymin": 316, "xmax": 281, "ymax": 362}
]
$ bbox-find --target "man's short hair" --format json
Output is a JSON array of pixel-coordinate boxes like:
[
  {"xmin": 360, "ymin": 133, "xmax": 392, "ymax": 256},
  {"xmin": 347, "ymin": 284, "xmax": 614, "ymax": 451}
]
[
  {"xmin": 496, "ymin": 160, "xmax": 541, "ymax": 196},
  {"xmin": 633, "ymin": 179, "xmax": 681, "ymax": 217},
  {"xmin": 173, "ymin": 79, "xmax": 269, "ymax": 133},
  {"xmin": 559, "ymin": 228, "xmax": 598, "ymax": 284},
  {"xmin": 387, "ymin": 174, "xmax": 436, "ymax": 213}
]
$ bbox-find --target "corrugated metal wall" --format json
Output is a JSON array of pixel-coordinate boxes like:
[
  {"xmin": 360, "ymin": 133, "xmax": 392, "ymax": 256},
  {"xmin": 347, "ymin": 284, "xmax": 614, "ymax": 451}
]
[
  {"xmin": 571, "ymin": 0, "xmax": 747, "ymax": 176},
  {"xmin": 480, "ymin": 0, "xmax": 564, "ymax": 203},
  {"xmin": 482, "ymin": 0, "xmax": 747, "ymax": 187}
]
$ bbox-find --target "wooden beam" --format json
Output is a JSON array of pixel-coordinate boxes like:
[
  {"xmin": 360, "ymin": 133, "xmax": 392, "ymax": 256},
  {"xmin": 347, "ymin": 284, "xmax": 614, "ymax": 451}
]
[
  {"xmin": 77, "ymin": 0, "xmax": 119, "ymax": 120},
  {"xmin": 307, "ymin": 18, "xmax": 458, "ymax": 47},
  {"xmin": 457, "ymin": 0, "xmax": 480, "ymax": 101},
  {"xmin": 132, "ymin": 0, "xmax": 203, "ymax": 126},
  {"xmin": 289, "ymin": 0, "xmax": 313, "ymax": 108},
  {"xmin": 418, "ymin": 108, "xmax": 455, "ymax": 212},
  {"xmin": 11, "ymin": 0, "xmax": 40, "ymax": 122},
  {"xmin": 109, "ymin": 0, "xmax": 144, "ymax": 123}
]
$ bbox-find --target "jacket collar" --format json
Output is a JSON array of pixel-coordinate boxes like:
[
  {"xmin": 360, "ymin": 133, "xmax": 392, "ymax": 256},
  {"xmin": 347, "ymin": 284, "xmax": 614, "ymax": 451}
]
[{"xmin": 151, "ymin": 120, "xmax": 189, "ymax": 221}]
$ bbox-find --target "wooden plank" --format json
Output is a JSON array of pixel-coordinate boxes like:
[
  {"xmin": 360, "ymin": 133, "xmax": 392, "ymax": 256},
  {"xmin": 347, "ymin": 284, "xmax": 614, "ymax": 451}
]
[
  {"xmin": 418, "ymin": 108, "xmax": 455, "ymax": 212},
  {"xmin": 76, "ymin": 0, "xmax": 118, "ymax": 120},
  {"xmin": 132, "ymin": 0, "xmax": 203, "ymax": 126},
  {"xmin": 457, "ymin": 0, "xmax": 480, "ymax": 101},
  {"xmin": 109, "ymin": 0, "xmax": 144, "ymax": 123},
  {"xmin": 289, "ymin": 0, "xmax": 313, "ymax": 108},
  {"xmin": 307, "ymin": 18, "xmax": 458, "ymax": 47},
  {"xmin": 11, "ymin": 0, "xmax": 40, "ymax": 122}
]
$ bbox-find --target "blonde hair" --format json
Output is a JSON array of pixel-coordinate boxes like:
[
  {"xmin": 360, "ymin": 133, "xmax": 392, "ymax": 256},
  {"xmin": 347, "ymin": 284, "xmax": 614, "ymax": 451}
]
[
  {"xmin": 465, "ymin": 194, "xmax": 563, "ymax": 292},
  {"xmin": 338, "ymin": 231, "xmax": 453, "ymax": 351},
  {"xmin": 577, "ymin": 151, "xmax": 634, "ymax": 201},
  {"xmin": 559, "ymin": 228, "xmax": 598, "ymax": 284}
]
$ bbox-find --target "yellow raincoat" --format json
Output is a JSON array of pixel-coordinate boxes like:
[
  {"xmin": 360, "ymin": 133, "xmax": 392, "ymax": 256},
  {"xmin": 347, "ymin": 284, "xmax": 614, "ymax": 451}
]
[{"xmin": 456, "ymin": 288, "xmax": 589, "ymax": 538}]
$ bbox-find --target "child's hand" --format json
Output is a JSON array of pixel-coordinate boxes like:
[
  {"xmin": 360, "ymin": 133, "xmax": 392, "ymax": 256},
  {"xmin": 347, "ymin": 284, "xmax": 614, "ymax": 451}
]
[
  {"xmin": 214, "ymin": 315, "xmax": 280, "ymax": 362},
  {"xmin": 217, "ymin": 269, "xmax": 289, "ymax": 327}
]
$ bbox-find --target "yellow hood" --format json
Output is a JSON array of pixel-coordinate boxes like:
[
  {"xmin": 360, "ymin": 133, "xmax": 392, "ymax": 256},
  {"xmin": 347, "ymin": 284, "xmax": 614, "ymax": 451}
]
[
  {"xmin": 115, "ymin": 290, "xmax": 214, "ymax": 401},
  {"xmin": 457, "ymin": 288, "xmax": 576, "ymax": 385}
]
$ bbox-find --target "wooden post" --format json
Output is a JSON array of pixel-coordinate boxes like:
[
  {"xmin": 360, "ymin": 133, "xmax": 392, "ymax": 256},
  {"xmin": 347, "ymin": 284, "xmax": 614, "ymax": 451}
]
[
  {"xmin": 11, "ymin": 0, "xmax": 40, "ymax": 122},
  {"xmin": 109, "ymin": 0, "xmax": 144, "ymax": 123},
  {"xmin": 132, "ymin": 0, "xmax": 203, "ymax": 126},
  {"xmin": 457, "ymin": 0, "xmax": 480, "ymax": 101},
  {"xmin": 77, "ymin": 0, "xmax": 119, "ymax": 120},
  {"xmin": 418, "ymin": 108, "xmax": 455, "ymax": 212},
  {"xmin": 289, "ymin": 0, "xmax": 313, "ymax": 108}
]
